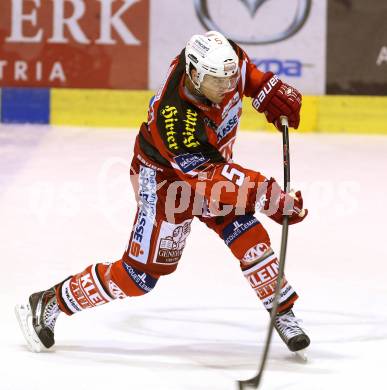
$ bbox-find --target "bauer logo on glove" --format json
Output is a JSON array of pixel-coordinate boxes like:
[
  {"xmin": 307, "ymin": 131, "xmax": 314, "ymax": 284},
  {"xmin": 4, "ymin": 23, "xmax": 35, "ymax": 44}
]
[
  {"xmin": 252, "ymin": 74, "xmax": 280, "ymax": 111},
  {"xmin": 252, "ymin": 71, "xmax": 302, "ymax": 129}
]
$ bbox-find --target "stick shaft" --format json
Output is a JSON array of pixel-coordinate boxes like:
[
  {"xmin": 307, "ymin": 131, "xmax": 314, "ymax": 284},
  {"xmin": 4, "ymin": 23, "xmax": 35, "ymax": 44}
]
[{"xmin": 237, "ymin": 116, "xmax": 291, "ymax": 389}]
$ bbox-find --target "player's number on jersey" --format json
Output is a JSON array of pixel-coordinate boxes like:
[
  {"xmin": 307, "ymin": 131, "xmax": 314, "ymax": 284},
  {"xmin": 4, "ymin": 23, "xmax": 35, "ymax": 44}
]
[{"xmin": 221, "ymin": 165, "xmax": 245, "ymax": 186}]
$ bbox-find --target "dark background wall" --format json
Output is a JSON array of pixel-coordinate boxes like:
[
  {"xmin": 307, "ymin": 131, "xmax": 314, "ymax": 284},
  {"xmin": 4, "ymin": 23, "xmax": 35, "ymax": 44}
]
[{"xmin": 327, "ymin": 0, "xmax": 387, "ymax": 95}]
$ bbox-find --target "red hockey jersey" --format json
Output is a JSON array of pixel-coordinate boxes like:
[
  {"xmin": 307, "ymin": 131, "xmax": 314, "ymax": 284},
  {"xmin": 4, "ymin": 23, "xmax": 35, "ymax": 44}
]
[{"xmin": 135, "ymin": 41, "xmax": 270, "ymax": 211}]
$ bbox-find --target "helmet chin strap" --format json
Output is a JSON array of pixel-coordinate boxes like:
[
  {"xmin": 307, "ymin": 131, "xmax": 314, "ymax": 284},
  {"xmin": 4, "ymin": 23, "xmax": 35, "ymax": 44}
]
[{"xmin": 186, "ymin": 72, "xmax": 204, "ymax": 97}]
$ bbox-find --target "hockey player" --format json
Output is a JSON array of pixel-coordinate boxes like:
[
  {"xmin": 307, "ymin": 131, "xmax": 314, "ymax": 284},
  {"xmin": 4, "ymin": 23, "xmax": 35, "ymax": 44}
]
[{"xmin": 15, "ymin": 31, "xmax": 310, "ymax": 355}]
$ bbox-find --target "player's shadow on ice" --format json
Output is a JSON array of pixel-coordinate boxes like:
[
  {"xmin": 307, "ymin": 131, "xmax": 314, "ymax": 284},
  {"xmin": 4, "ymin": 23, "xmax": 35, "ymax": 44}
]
[
  {"xmin": 53, "ymin": 305, "xmax": 383, "ymax": 373},
  {"xmin": 58, "ymin": 341, "xmax": 333, "ymax": 374}
]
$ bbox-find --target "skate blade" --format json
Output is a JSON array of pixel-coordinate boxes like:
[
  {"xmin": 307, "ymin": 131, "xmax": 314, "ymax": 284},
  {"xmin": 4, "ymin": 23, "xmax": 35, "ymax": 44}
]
[
  {"xmin": 295, "ymin": 348, "xmax": 308, "ymax": 362},
  {"xmin": 14, "ymin": 304, "xmax": 47, "ymax": 353}
]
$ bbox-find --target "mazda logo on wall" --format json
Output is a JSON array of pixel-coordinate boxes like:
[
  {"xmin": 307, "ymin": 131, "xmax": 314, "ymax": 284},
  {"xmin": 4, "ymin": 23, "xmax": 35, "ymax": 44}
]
[{"xmin": 194, "ymin": 0, "xmax": 312, "ymax": 44}]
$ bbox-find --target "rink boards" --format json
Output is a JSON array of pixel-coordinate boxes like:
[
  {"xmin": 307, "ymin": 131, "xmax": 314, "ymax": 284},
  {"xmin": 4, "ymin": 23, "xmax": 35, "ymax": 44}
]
[{"xmin": 0, "ymin": 88, "xmax": 386, "ymax": 134}]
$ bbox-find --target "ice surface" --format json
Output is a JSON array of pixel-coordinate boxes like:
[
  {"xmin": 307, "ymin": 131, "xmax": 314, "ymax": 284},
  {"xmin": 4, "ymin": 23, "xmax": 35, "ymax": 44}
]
[{"xmin": 1, "ymin": 125, "xmax": 386, "ymax": 389}]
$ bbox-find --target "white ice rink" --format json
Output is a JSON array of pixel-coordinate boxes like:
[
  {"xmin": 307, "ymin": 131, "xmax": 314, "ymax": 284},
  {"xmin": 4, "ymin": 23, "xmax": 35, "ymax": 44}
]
[{"xmin": 1, "ymin": 125, "xmax": 386, "ymax": 390}]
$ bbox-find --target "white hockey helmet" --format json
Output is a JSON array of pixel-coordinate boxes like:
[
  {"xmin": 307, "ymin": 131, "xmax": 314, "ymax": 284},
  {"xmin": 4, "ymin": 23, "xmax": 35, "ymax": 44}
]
[{"xmin": 185, "ymin": 31, "xmax": 239, "ymax": 89}]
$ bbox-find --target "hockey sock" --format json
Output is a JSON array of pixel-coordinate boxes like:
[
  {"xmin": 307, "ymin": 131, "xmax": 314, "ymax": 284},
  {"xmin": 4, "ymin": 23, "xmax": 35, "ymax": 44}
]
[
  {"xmin": 55, "ymin": 261, "xmax": 159, "ymax": 315},
  {"xmin": 242, "ymin": 250, "xmax": 298, "ymax": 313}
]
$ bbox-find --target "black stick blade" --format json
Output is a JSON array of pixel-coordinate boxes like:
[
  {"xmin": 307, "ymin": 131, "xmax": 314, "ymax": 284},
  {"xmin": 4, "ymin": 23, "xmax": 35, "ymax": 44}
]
[{"xmin": 236, "ymin": 374, "xmax": 260, "ymax": 389}]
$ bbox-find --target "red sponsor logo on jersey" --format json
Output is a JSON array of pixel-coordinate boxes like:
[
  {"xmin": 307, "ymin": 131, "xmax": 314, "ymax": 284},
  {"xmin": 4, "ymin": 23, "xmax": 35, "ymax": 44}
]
[
  {"xmin": 243, "ymin": 242, "xmax": 270, "ymax": 264},
  {"xmin": 130, "ymin": 241, "xmax": 144, "ymax": 257}
]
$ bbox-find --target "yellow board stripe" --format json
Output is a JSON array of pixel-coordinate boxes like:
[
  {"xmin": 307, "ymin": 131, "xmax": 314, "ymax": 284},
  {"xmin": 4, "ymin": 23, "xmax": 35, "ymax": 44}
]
[
  {"xmin": 51, "ymin": 89, "xmax": 153, "ymax": 128},
  {"xmin": 51, "ymin": 89, "xmax": 387, "ymax": 134}
]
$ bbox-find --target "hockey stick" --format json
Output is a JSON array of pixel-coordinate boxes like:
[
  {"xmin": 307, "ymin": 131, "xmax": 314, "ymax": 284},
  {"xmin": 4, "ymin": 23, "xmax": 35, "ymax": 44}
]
[{"xmin": 237, "ymin": 116, "xmax": 290, "ymax": 389}]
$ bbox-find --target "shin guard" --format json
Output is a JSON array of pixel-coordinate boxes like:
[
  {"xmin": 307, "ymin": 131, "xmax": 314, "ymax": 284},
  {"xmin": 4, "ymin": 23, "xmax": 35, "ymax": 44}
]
[
  {"xmin": 242, "ymin": 249, "xmax": 298, "ymax": 313},
  {"xmin": 56, "ymin": 261, "xmax": 159, "ymax": 315}
]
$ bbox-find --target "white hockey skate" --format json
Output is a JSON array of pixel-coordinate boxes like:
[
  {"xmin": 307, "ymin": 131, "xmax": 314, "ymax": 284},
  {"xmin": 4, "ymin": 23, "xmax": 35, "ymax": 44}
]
[
  {"xmin": 274, "ymin": 309, "xmax": 310, "ymax": 361},
  {"xmin": 15, "ymin": 288, "xmax": 60, "ymax": 353}
]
